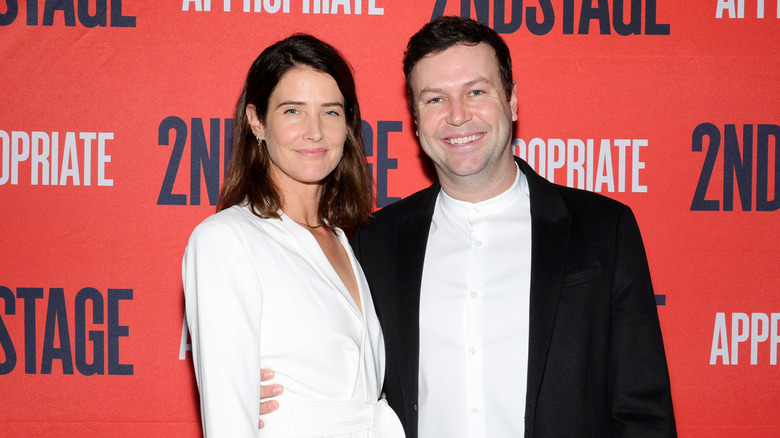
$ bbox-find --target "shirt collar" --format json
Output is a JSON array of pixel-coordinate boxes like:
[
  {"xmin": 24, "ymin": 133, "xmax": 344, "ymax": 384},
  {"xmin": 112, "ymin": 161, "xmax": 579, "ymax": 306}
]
[{"xmin": 438, "ymin": 162, "xmax": 528, "ymax": 219}]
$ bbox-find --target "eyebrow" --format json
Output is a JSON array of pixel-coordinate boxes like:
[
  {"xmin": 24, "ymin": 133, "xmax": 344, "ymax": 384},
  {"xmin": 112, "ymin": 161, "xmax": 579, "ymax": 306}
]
[
  {"xmin": 418, "ymin": 78, "xmax": 490, "ymax": 96},
  {"xmin": 275, "ymin": 101, "xmax": 344, "ymax": 109}
]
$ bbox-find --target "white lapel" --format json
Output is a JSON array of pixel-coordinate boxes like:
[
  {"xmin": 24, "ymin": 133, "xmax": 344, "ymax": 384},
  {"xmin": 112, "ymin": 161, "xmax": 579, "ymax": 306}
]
[{"xmin": 274, "ymin": 212, "xmax": 364, "ymax": 317}]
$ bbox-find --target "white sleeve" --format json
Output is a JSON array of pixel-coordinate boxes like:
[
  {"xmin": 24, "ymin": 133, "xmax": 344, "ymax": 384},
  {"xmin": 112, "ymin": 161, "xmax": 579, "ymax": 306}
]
[{"xmin": 182, "ymin": 220, "xmax": 262, "ymax": 438}]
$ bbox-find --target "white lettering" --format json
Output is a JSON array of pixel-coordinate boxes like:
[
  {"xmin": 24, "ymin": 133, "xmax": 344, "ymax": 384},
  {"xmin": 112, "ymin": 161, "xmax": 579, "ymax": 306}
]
[
  {"xmin": 182, "ymin": 0, "xmax": 206, "ymax": 12},
  {"xmin": 368, "ymin": 0, "xmax": 383, "ymax": 15},
  {"xmin": 632, "ymin": 139, "xmax": 647, "ymax": 192},
  {"xmin": 179, "ymin": 316, "xmax": 192, "ymax": 360},
  {"xmin": 546, "ymin": 139, "xmax": 565, "ymax": 183},
  {"xmin": 566, "ymin": 138, "xmax": 585, "ymax": 189},
  {"xmin": 0, "ymin": 130, "xmax": 115, "ymax": 187},
  {"xmin": 716, "ymin": 0, "xmax": 742, "ymax": 18},
  {"xmin": 751, "ymin": 313, "xmax": 769, "ymax": 364},
  {"xmin": 513, "ymin": 137, "xmax": 648, "ymax": 193},
  {"xmin": 98, "ymin": 133, "xmax": 114, "ymax": 186},
  {"xmin": 0, "ymin": 130, "xmax": 9, "ymax": 185},
  {"xmin": 710, "ymin": 312, "xmax": 729, "ymax": 365},
  {"xmin": 731, "ymin": 312, "xmax": 750, "ymax": 365},
  {"xmin": 32, "ymin": 132, "xmax": 50, "ymax": 185},
  {"xmin": 595, "ymin": 139, "xmax": 614, "ymax": 192},
  {"xmin": 711, "ymin": 312, "xmax": 780, "ymax": 365}
]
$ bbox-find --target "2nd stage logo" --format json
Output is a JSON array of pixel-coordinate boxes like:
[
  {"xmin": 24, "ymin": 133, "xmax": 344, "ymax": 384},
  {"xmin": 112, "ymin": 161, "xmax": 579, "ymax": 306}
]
[
  {"xmin": 431, "ymin": 0, "xmax": 669, "ymax": 35},
  {"xmin": 691, "ymin": 123, "xmax": 779, "ymax": 211},
  {"xmin": 157, "ymin": 116, "xmax": 403, "ymax": 208},
  {"xmin": 0, "ymin": 0, "xmax": 136, "ymax": 27}
]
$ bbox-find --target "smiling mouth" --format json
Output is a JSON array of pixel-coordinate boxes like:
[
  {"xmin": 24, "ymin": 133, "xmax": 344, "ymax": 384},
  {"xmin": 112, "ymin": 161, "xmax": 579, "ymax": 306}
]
[
  {"xmin": 297, "ymin": 148, "xmax": 328, "ymax": 157},
  {"xmin": 445, "ymin": 133, "xmax": 483, "ymax": 145}
]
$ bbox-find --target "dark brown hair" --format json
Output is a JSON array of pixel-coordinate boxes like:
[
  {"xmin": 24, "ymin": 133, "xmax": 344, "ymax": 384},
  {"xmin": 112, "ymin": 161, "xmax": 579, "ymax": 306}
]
[
  {"xmin": 402, "ymin": 16, "xmax": 514, "ymax": 115},
  {"xmin": 217, "ymin": 34, "xmax": 373, "ymax": 229}
]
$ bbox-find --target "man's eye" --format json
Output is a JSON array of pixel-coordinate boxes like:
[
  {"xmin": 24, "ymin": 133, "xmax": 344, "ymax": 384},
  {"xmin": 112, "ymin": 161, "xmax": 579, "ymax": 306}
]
[
  {"xmin": 427, "ymin": 97, "xmax": 443, "ymax": 104},
  {"xmin": 471, "ymin": 90, "xmax": 485, "ymax": 96}
]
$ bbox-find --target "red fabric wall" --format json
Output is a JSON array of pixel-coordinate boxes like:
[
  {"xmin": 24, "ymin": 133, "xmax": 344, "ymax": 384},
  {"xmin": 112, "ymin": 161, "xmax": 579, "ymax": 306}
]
[{"xmin": 2, "ymin": 1, "xmax": 778, "ymax": 436}]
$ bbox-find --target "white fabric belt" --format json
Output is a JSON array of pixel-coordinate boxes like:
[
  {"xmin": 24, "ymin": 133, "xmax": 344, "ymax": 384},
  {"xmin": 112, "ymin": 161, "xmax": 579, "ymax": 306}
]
[{"xmin": 272, "ymin": 398, "xmax": 404, "ymax": 437}]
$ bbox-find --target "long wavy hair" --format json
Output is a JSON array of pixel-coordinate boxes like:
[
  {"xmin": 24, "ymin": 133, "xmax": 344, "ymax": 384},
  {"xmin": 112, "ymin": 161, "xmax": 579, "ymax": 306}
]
[{"xmin": 217, "ymin": 34, "xmax": 373, "ymax": 229}]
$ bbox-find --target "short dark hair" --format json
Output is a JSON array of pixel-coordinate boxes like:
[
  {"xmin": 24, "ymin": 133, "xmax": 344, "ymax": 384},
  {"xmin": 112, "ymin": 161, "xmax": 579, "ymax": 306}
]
[
  {"xmin": 218, "ymin": 34, "xmax": 373, "ymax": 229},
  {"xmin": 402, "ymin": 16, "xmax": 514, "ymax": 115}
]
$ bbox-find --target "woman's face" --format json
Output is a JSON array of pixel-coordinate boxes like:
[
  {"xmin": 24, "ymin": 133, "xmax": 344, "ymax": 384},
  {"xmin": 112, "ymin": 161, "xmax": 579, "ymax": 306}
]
[{"xmin": 247, "ymin": 68, "xmax": 347, "ymax": 194}]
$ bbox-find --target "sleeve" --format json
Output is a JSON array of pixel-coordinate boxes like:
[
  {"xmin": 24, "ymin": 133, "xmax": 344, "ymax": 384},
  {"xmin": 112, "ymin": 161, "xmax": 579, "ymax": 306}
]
[
  {"xmin": 182, "ymin": 220, "xmax": 262, "ymax": 438},
  {"xmin": 608, "ymin": 205, "xmax": 677, "ymax": 437}
]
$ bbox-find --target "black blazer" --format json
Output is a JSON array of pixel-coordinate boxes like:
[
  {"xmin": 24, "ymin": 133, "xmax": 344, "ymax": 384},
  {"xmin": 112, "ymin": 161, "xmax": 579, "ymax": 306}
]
[{"xmin": 351, "ymin": 157, "xmax": 676, "ymax": 438}]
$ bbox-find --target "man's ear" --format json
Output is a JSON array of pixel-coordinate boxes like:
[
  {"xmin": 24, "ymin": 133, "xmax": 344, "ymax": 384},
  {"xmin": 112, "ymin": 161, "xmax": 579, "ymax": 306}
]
[{"xmin": 509, "ymin": 82, "xmax": 518, "ymax": 122}]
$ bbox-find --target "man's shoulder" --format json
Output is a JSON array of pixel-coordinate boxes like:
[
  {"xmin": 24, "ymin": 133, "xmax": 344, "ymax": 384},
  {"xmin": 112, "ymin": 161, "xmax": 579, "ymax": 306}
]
[{"xmin": 373, "ymin": 183, "xmax": 439, "ymax": 220}]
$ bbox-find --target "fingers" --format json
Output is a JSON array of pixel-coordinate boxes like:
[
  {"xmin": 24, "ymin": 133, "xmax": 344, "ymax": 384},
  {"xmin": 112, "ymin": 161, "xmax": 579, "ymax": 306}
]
[
  {"xmin": 260, "ymin": 399, "xmax": 279, "ymax": 415},
  {"xmin": 260, "ymin": 383, "xmax": 283, "ymax": 400},
  {"xmin": 261, "ymin": 368, "xmax": 275, "ymax": 381}
]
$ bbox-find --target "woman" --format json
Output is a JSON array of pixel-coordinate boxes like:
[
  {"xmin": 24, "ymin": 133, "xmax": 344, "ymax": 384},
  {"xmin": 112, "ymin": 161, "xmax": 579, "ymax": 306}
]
[{"xmin": 182, "ymin": 34, "xmax": 404, "ymax": 437}]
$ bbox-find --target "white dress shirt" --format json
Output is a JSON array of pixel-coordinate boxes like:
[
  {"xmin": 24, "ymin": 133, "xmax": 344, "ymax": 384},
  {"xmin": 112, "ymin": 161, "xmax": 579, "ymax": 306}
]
[
  {"xmin": 182, "ymin": 204, "xmax": 404, "ymax": 437},
  {"xmin": 418, "ymin": 165, "xmax": 532, "ymax": 437}
]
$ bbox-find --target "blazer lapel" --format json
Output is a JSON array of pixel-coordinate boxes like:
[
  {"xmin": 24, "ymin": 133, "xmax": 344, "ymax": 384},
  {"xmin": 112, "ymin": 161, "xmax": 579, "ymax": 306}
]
[
  {"xmin": 391, "ymin": 183, "xmax": 439, "ymax": 428},
  {"xmin": 517, "ymin": 158, "xmax": 572, "ymax": 431}
]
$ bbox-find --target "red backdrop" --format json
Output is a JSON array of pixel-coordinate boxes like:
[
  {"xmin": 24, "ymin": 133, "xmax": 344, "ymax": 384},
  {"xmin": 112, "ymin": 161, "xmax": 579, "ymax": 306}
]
[{"xmin": 2, "ymin": 1, "xmax": 778, "ymax": 436}]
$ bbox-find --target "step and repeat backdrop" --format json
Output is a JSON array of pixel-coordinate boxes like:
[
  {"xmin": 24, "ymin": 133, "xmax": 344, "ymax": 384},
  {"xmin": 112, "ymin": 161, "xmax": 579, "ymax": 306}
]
[{"xmin": 2, "ymin": 1, "xmax": 778, "ymax": 436}]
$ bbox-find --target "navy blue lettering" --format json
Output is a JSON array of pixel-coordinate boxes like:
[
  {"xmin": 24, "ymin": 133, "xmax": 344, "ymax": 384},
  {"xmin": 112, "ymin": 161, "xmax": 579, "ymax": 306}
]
[
  {"xmin": 109, "ymin": 0, "xmax": 134, "ymax": 27},
  {"xmin": 493, "ymin": 0, "xmax": 521, "ymax": 34},
  {"xmin": 361, "ymin": 121, "xmax": 374, "ymax": 179},
  {"xmin": 43, "ymin": 0, "xmax": 76, "ymax": 26},
  {"xmin": 75, "ymin": 287, "xmax": 105, "ymax": 376},
  {"xmin": 723, "ymin": 124, "xmax": 753, "ymax": 211},
  {"xmin": 190, "ymin": 118, "xmax": 221, "ymax": 206},
  {"xmin": 613, "ymin": 0, "xmax": 641, "ymax": 36},
  {"xmin": 18, "ymin": 288, "xmax": 43, "ymax": 374},
  {"xmin": 526, "ymin": 0, "xmax": 554, "ymax": 36},
  {"xmin": 757, "ymin": 124, "xmax": 780, "ymax": 211},
  {"xmin": 158, "ymin": 116, "xmax": 188, "ymax": 205},
  {"xmin": 107, "ymin": 289, "xmax": 132, "ymax": 375},
  {"xmin": 26, "ymin": 0, "xmax": 37, "ymax": 24},
  {"xmin": 579, "ymin": 0, "xmax": 611, "ymax": 35},
  {"xmin": 691, "ymin": 123, "xmax": 721, "ymax": 211},
  {"xmin": 0, "ymin": 286, "xmax": 16, "ymax": 375},
  {"xmin": 0, "ymin": 0, "xmax": 19, "ymax": 25},
  {"xmin": 41, "ymin": 288, "xmax": 74, "ymax": 374},
  {"xmin": 644, "ymin": 0, "xmax": 669, "ymax": 35},
  {"xmin": 376, "ymin": 121, "xmax": 402, "ymax": 208},
  {"xmin": 563, "ymin": 0, "xmax": 575, "ymax": 34},
  {"xmin": 469, "ymin": 0, "xmax": 490, "ymax": 27},
  {"xmin": 223, "ymin": 118, "xmax": 234, "ymax": 177},
  {"xmin": 78, "ymin": 0, "xmax": 106, "ymax": 27},
  {"xmin": 430, "ymin": 0, "xmax": 447, "ymax": 21}
]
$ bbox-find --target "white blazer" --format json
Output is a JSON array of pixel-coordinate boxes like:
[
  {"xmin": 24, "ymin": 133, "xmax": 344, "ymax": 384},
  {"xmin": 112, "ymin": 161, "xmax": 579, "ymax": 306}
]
[{"xmin": 183, "ymin": 205, "xmax": 404, "ymax": 437}]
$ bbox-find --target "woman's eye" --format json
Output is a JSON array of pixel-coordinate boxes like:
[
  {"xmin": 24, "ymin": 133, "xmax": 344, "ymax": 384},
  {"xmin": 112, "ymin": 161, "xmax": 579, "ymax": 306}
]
[{"xmin": 284, "ymin": 108, "xmax": 300, "ymax": 114}]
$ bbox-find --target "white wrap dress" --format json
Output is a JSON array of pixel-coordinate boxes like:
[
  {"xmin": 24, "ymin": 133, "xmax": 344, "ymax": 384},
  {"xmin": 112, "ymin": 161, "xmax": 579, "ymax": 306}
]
[{"xmin": 183, "ymin": 204, "xmax": 404, "ymax": 437}]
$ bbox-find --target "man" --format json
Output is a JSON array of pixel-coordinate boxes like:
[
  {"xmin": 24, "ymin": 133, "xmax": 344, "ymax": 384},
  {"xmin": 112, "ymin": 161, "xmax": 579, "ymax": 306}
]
[{"xmin": 264, "ymin": 16, "xmax": 676, "ymax": 437}]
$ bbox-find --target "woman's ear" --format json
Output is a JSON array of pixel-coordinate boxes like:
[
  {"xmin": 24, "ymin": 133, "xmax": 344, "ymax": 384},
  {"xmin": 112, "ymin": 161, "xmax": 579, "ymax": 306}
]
[{"xmin": 246, "ymin": 104, "xmax": 265, "ymax": 140}]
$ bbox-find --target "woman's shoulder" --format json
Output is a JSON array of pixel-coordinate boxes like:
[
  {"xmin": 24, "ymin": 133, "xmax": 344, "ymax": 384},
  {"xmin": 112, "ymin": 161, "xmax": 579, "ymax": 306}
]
[{"xmin": 192, "ymin": 205, "xmax": 274, "ymax": 240}]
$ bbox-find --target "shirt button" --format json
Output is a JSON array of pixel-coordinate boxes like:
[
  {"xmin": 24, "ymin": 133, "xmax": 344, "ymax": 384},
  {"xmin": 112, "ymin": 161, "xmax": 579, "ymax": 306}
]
[
  {"xmin": 475, "ymin": 240, "xmax": 483, "ymax": 247},
  {"xmin": 470, "ymin": 291, "xmax": 478, "ymax": 299},
  {"xmin": 472, "ymin": 407, "xmax": 479, "ymax": 414},
  {"xmin": 470, "ymin": 348, "xmax": 477, "ymax": 356},
  {"xmin": 413, "ymin": 403, "xmax": 418, "ymax": 412}
]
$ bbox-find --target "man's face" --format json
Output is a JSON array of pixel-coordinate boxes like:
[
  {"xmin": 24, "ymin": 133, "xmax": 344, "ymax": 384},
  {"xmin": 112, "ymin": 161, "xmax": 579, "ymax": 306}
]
[{"xmin": 409, "ymin": 42, "xmax": 518, "ymax": 193}]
